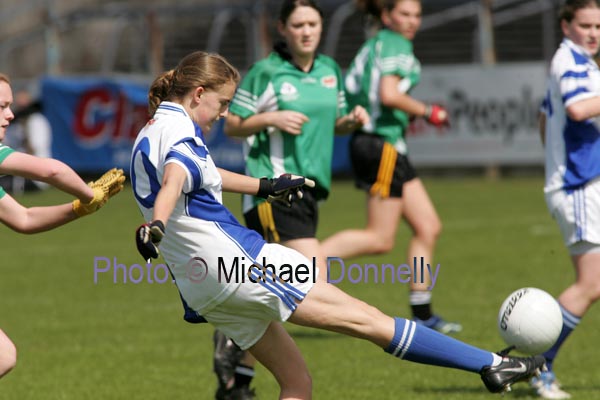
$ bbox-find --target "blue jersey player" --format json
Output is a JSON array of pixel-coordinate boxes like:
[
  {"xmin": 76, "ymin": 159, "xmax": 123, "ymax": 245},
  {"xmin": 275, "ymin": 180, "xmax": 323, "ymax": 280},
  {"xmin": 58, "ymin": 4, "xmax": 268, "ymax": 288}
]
[
  {"xmin": 132, "ymin": 50, "xmax": 546, "ymax": 399},
  {"xmin": 536, "ymin": 1, "xmax": 600, "ymax": 398}
]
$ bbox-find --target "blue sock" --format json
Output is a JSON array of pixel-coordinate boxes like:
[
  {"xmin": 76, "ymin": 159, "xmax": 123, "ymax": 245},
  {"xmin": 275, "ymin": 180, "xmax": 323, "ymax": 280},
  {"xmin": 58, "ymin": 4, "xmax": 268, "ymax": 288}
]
[
  {"xmin": 543, "ymin": 304, "xmax": 580, "ymax": 371},
  {"xmin": 384, "ymin": 317, "xmax": 493, "ymax": 372}
]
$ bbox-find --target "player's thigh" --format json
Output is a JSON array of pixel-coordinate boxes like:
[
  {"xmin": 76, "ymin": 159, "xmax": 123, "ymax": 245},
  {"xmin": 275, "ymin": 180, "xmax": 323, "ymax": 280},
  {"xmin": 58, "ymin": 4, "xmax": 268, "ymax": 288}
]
[
  {"xmin": 248, "ymin": 322, "xmax": 311, "ymax": 390},
  {"xmin": 289, "ymin": 279, "xmax": 394, "ymax": 347},
  {"xmin": 366, "ymin": 194, "xmax": 403, "ymax": 239},
  {"xmin": 546, "ymin": 178, "xmax": 600, "ymax": 247},
  {"xmin": 282, "ymin": 237, "xmax": 326, "ymax": 270}
]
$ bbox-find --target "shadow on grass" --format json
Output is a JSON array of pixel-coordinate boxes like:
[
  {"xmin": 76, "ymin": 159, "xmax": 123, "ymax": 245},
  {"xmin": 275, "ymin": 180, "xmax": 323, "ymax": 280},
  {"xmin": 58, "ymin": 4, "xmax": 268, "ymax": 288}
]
[
  {"xmin": 286, "ymin": 329, "xmax": 340, "ymax": 340},
  {"xmin": 413, "ymin": 386, "xmax": 538, "ymax": 398}
]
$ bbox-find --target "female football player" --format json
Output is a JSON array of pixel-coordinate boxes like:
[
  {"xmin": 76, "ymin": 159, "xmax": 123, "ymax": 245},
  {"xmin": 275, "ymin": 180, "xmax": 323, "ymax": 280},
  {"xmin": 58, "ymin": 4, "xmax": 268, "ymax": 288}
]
[
  {"xmin": 536, "ymin": 1, "xmax": 600, "ymax": 398},
  {"xmin": 0, "ymin": 72, "xmax": 124, "ymax": 378},
  {"xmin": 132, "ymin": 49, "xmax": 545, "ymax": 400},
  {"xmin": 219, "ymin": 0, "xmax": 369, "ymax": 396},
  {"xmin": 321, "ymin": 0, "xmax": 460, "ymax": 335}
]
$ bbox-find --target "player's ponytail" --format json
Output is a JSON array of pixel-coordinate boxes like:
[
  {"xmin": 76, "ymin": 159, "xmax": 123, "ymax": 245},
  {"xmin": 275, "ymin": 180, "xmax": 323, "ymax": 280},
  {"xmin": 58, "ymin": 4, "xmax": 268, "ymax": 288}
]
[
  {"xmin": 355, "ymin": 0, "xmax": 383, "ymax": 18},
  {"xmin": 148, "ymin": 69, "xmax": 175, "ymax": 116},
  {"xmin": 147, "ymin": 52, "xmax": 240, "ymax": 117}
]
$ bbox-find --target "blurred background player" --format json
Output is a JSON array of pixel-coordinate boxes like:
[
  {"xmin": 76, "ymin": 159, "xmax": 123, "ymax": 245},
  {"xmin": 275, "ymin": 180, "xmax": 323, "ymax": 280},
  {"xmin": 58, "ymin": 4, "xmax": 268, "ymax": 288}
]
[
  {"xmin": 321, "ymin": 0, "xmax": 461, "ymax": 334},
  {"xmin": 535, "ymin": 1, "xmax": 600, "ymax": 398},
  {"xmin": 0, "ymin": 72, "xmax": 125, "ymax": 379},
  {"xmin": 217, "ymin": 0, "xmax": 368, "ymax": 398},
  {"xmin": 6, "ymin": 87, "xmax": 53, "ymax": 192},
  {"xmin": 132, "ymin": 49, "xmax": 547, "ymax": 400}
]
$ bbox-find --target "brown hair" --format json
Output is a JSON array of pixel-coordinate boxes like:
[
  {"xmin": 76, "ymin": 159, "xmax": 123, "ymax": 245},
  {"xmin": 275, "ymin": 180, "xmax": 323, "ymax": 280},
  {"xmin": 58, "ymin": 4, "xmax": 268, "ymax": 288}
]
[
  {"xmin": 356, "ymin": 0, "xmax": 420, "ymax": 19},
  {"xmin": 279, "ymin": 0, "xmax": 324, "ymax": 24},
  {"xmin": 559, "ymin": 0, "xmax": 600, "ymax": 22},
  {"xmin": 148, "ymin": 51, "xmax": 240, "ymax": 116},
  {"xmin": 0, "ymin": 73, "xmax": 11, "ymax": 85}
]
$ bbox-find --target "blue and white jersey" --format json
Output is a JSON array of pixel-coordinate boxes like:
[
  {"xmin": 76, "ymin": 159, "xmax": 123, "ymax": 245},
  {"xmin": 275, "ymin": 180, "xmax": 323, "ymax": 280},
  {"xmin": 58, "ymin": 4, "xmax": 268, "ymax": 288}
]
[
  {"xmin": 543, "ymin": 38, "xmax": 600, "ymax": 193},
  {"xmin": 130, "ymin": 102, "xmax": 266, "ymax": 314}
]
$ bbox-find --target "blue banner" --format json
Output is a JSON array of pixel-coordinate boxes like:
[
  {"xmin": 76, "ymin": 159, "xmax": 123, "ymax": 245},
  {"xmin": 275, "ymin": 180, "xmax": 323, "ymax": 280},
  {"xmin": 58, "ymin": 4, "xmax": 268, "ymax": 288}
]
[{"xmin": 41, "ymin": 77, "xmax": 351, "ymax": 174}]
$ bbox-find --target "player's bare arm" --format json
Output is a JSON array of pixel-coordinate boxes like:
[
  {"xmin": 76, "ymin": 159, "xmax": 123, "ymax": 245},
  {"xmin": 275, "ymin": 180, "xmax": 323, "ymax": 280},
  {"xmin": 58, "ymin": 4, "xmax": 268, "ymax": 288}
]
[
  {"xmin": 379, "ymin": 74, "xmax": 427, "ymax": 115},
  {"xmin": 334, "ymin": 105, "xmax": 370, "ymax": 134},
  {"xmin": 225, "ymin": 111, "xmax": 308, "ymax": 137},
  {"xmin": 565, "ymin": 96, "xmax": 600, "ymax": 121},
  {"xmin": 152, "ymin": 163, "xmax": 187, "ymax": 225},
  {"xmin": 0, "ymin": 152, "xmax": 94, "ymax": 202},
  {"xmin": 219, "ymin": 167, "xmax": 261, "ymax": 194},
  {"xmin": 0, "ymin": 194, "xmax": 77, "ymax": 234}
]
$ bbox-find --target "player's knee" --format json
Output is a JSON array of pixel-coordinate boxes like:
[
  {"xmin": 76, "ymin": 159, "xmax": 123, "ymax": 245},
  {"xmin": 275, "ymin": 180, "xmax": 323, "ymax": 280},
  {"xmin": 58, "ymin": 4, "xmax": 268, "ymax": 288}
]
[
  {"xmin": 413, "ymin": 219, "xmax": 442, "ymax": 245},
  {"xmin": 0, "ymin": 343, "xmax": 17, "ymax": 378},
  {"xmin": 586, "ymin": 282, "xmax": 600, "ymax": 302},
  {"xmin": 283, "ymin": 370, "xmax": 312, "ymax": 397},
  {"xmin": 369, "ymin": 235, "xmax": 395, "ymax": 254}
]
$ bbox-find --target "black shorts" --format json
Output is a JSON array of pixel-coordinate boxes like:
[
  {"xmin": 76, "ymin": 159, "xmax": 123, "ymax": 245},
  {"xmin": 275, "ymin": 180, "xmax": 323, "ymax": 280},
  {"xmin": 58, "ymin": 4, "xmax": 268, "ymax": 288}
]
[
  {"xmin": 244, "ymin": 190, "xmax": 318, "ymax": 243},
  {"xmin": 350, "ymin": 131, "xmax": 417, "ymax": 198}
]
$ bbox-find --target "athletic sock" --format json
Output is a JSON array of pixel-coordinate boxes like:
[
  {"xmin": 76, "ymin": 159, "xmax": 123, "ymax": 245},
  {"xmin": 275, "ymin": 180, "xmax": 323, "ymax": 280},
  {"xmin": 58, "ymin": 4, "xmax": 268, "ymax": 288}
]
[
  {"xmin": 543, "ymin": 304, "xmax": 580, "ymax": 371},
  {"xmin": 234, "ymin": 364, "xmax": 255, "ymax": 388},
  {"xmin": 410, "ymin": 291, "xmax": 433, "ymax": 320},
  {"xmin": 385, "ymin": 317, "xmax": 493, "ymax": 372}
]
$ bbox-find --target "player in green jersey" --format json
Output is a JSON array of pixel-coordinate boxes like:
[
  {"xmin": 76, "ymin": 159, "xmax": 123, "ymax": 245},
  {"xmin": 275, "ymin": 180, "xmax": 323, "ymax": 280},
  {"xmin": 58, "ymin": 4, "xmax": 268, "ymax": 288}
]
[
  {"xmin": 213, "ymin": 1, "xmax": 368, "ymax": 398},
  {"xmin": 0, "ymin": 73, "xmax": 124, "ymax": 379},
  {"xmin": 321, "ymin": 0, "xmax": 461, "ymax": 335}
]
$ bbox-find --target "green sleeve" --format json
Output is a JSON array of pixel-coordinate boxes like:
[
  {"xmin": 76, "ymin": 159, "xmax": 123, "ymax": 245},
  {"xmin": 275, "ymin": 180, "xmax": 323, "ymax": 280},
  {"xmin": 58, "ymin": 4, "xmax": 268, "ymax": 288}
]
[
  {"xmin": 229, "ymin": 57, "xmax": 277, "ymax": 119},
  {"xmin": 0, "ymin": 144, "xmax": 15, "ymax": 200},
  {"xmin": 0, "ymin": 144, "xmax": 15, "ymax": 164},
  {"xmin": 378, "ymin": 31, "xmax": 419, "ymax": 87}
]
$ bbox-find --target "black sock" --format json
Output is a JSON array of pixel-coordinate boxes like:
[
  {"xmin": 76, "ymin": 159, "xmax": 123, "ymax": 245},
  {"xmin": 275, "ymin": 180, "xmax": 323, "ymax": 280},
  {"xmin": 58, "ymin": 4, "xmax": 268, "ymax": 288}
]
[
  {"xmin": 411, "ymin": 303, "xmax": 433, "ymax": 321},
  {"xmin": 234, "ymin": 364, "xmax": 255, "ymax": 388}
]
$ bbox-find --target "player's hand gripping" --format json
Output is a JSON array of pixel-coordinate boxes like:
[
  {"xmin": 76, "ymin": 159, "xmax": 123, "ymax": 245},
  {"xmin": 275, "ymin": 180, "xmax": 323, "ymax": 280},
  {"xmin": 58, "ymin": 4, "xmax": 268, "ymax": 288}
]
[
  {"xmin": 135, "ymin": 220, "xmax": 165, "ymax": 261},
  {"xmin": 424, "ymin": 104, "xmax": 449, "ymax": 127},
  {"xmin": 257, "ymin": 173, "xmax": 316, "ymax": 207},
  {"xmin": 72, "ymin": 168, "xmax": 126, "ymax": 217}
]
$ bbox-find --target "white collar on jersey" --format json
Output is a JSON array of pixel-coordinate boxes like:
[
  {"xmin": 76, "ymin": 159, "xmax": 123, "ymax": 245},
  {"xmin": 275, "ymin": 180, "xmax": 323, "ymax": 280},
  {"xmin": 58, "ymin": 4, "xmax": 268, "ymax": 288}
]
[
  {"xmin": 563, "ymin": 38, "xmax": 594, "ymax": 59},
  {"xmin": 157, "ymin": 101, "xmax": 189, "ymax": 117}
]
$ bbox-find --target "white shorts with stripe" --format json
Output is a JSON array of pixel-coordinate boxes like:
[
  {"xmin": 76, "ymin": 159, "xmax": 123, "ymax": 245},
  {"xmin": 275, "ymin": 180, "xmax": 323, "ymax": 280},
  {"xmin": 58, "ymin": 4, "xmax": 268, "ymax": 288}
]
[
  {"xmin": 203, "ymin": 243, "xmax": 317, "ymax": 350},
  {"xmin": 545, "ymin": 177, "xmax": 600, "ymax": 253}
]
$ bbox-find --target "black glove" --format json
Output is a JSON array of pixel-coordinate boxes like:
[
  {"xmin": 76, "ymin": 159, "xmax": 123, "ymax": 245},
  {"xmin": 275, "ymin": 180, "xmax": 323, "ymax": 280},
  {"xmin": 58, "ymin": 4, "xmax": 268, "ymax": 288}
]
[
  {"xmin": 135, "ymin": 220, "xmax": 165, "ymax": 261},
  {"xmin": 257, "ymin": 173, "xmax": 316, "ymax": 207}
]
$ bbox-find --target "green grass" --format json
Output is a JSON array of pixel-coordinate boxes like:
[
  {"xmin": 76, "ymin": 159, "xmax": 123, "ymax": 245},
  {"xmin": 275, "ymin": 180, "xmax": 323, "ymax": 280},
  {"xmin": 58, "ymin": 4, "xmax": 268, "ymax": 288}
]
[{"xmin": 1, "ymin": 177, "xmax": 598, "ymax": 399}]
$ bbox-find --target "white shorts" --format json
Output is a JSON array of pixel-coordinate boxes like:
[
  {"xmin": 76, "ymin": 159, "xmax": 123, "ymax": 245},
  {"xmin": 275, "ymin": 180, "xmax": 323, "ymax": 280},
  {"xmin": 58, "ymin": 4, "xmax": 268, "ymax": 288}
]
[
  {"xmin": 203, "ymin": 243, "xmax": 318, "ymax": 350},
  {"xmin": 545, "ymin": 178, "xmax": 600, "ymax": 253}
]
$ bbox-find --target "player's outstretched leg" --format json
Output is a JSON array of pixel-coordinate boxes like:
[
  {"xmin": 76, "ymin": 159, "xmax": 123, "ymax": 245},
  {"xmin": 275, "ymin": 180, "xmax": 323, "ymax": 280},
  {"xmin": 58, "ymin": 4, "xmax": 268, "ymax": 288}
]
[
  {"xmin": 0, "ymin": 328, "xmax": 17, "ymax": 378},
  {"xmin": 289, "ymin": 280, "xmax": 545, "ymax": 395}
]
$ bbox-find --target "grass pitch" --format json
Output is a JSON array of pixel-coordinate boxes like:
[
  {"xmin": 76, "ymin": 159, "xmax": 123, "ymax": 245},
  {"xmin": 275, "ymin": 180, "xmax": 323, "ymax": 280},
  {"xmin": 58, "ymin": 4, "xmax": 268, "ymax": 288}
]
[{"xmin": 1, "ymin": 177, "xmax": 597, "ymax": 399}]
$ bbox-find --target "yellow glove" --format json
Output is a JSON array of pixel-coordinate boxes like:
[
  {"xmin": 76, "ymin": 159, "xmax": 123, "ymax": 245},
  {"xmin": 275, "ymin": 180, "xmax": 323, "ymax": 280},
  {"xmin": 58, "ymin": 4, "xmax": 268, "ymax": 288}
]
[
  {"xmin": 72, "ymin": 186, "xmax": 107, "ymax": 217},
  {"xmin": 89, "ymin": 168, "xmax": 126, "ymax": 198},
  {"xmin": 72, "ymin": 168, "xmax": 126, "ymax": 217}
]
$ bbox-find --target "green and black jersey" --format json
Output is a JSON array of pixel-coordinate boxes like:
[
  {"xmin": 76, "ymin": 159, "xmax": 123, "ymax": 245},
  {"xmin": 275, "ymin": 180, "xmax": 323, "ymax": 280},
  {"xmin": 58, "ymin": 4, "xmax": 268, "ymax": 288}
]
[
  {"xmin": 229, "ymin": 47, "xmax": 348, "ymax": 211},
  {"xmin": 345, "ymin": 29, "xmax": 421, "ymax": 151},
  {"xmin": 0, "ymin": 143, "xmax": 15, "ymax": 199}
]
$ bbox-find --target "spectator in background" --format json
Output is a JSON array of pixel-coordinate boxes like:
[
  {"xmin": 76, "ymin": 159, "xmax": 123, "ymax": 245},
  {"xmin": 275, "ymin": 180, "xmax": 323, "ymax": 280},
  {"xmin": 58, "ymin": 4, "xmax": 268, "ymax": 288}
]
[
  {"xmin": 12, "ymin": 87, "xmax": 53, "ymax": 191},
  {"xmin": 321, "ymin": 0, "xmax": 461, "ymax": 334}
]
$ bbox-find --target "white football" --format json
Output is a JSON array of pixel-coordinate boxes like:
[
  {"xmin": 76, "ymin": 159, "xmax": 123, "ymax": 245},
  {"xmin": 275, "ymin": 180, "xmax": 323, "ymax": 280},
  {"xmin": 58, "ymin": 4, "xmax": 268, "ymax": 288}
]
[{"xmin": 497, "ymin": 287, "xmax": 562, "ymax": 355}]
